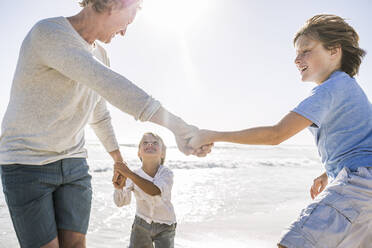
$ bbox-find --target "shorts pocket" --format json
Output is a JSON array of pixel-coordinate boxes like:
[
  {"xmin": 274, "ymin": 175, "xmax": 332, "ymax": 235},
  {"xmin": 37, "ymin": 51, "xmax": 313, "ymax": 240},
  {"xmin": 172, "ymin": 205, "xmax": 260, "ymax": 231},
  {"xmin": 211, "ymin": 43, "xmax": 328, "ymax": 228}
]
[{"xmin": 301, "ymin": 191, "xmax": 359, "ymax": 246}]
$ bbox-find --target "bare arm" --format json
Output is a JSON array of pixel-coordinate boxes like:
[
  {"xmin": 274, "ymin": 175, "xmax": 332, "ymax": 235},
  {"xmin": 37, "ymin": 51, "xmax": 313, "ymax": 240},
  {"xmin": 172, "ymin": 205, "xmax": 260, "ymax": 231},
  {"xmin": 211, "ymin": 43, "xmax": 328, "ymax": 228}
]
[
  {"xmin": 189, "ymin": 112, "xmax": 312, "ymax": 147},
  {"xmin": 114, "ymin": 162, "xmax": 161, "ymax": 196}
]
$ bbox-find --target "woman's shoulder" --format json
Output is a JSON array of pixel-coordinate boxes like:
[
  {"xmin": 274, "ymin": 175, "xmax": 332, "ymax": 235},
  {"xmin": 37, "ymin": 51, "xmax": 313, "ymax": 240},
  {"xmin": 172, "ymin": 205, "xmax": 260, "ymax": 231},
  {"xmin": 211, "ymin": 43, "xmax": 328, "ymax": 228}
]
[{"xmin": 32, "ymin": 17, "xmax": 69, "ymax": 35}]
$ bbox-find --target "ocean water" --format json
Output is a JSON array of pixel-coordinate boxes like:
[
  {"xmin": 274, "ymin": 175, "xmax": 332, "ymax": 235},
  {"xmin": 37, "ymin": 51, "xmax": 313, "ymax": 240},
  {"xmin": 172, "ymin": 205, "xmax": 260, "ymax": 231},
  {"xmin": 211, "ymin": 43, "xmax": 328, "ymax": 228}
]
[{"xmin": 0, "ymin": 144, "xmax": 323, "ymax": 247}]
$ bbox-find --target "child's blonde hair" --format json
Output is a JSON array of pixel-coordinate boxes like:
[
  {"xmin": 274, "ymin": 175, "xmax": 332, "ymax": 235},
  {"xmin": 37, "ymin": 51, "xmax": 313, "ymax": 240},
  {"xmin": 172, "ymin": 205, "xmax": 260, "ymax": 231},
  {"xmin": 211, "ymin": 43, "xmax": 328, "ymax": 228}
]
[
  {"xmin": 294, "ymin": 14, "xmax": 366, "ymax": 77},
  {"xmin": 138, "ymin": 132, "xmax": 167, "ymax": 165}
]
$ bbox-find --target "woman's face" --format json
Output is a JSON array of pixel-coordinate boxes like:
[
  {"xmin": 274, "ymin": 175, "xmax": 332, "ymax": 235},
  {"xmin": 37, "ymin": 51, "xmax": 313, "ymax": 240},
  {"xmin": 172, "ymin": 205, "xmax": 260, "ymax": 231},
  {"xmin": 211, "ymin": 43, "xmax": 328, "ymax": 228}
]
[{"xmin": 99, "ymin": 0, "xmax": 142, "ymax": 43}]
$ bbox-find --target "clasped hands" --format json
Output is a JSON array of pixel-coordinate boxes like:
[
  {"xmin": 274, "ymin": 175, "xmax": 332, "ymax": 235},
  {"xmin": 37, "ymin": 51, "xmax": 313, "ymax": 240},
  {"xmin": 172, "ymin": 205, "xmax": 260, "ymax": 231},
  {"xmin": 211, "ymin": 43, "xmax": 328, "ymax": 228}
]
[
  {"xmin": 112, "ymin": 128, "xmax": 213, "ymax": 188},
  {"xmin": 112, "ymin": 161, "xmax": 130, "ymax": 189},
  {"xmin": 173, "ymin": 125, "xmax": 213, "ymax": 157}
]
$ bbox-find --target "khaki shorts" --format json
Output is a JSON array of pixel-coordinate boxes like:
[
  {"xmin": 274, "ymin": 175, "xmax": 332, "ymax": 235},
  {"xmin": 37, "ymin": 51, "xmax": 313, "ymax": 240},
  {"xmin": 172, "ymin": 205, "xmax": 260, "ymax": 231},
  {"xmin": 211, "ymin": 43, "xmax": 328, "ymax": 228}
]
[{"xmin": 279, "ymin": 166, "xmax": 372, "ymax": 248}]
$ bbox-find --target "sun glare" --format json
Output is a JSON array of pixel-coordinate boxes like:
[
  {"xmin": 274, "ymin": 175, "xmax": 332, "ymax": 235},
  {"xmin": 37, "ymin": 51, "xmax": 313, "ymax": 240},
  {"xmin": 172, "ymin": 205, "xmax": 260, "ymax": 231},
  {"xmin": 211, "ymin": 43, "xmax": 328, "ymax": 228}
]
[{"xmin": 141, "ymin": 0, "xmax": 211, "ymax": 32}]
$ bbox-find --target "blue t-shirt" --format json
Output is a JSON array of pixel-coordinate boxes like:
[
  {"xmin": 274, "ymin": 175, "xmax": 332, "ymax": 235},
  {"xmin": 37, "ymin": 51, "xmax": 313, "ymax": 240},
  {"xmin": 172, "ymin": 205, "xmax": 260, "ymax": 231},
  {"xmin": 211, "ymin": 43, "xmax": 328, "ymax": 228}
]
[{"xmin": 293, "ymin": 71, "xmax": 372, "ymax": 179}]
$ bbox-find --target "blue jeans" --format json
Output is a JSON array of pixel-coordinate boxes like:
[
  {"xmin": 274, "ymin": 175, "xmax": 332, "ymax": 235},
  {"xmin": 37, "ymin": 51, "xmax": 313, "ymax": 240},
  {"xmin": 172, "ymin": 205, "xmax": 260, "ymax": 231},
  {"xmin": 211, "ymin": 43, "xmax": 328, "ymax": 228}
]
[
  {"xmin": 1, "ymin": 158, "xmax": 92, "ymax": 248},
  {"xmin": 129, "ymin": 216, "xmax": 176, "ymax": 248}
]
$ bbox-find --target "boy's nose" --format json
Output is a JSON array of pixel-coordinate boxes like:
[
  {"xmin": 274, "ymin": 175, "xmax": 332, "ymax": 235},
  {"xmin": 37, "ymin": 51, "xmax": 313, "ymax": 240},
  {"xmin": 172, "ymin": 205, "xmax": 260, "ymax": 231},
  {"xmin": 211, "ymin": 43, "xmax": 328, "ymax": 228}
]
[
  {"xmin": 294, "ymin": 53, "xmax": 304, "ymax": 65},
  {"xmin": 294, "ymin": 55, "xmax": 300, "ymax": 65}
]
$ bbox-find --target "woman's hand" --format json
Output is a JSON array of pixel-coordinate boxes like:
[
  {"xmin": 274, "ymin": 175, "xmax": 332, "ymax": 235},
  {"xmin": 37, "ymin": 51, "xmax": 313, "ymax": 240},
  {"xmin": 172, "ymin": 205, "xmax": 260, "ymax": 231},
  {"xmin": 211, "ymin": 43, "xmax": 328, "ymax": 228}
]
[{"xmin": 310, "ymin": 172, "xmax": 328, "ymax": 200}]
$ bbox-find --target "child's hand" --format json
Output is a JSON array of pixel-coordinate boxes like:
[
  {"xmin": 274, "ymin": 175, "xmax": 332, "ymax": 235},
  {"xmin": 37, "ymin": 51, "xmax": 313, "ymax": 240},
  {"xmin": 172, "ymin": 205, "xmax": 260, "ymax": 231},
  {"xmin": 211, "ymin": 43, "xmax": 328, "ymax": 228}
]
[
  {"xmin": 310, "ymin": 172, "xmax": 328, "ymax": 200},
  {"xmin": 112, "ymin": 171, "xmax": 126, "ymax": 189},
  {"xmin": 113, "ymin": 161, "xmax": 131, "ymax": 189},
  {"xmin": 114, "ymin": 161, "xmax": 132, "ymax": 177},
  {"xmin": 192, "ymin": 143, "xmax": 214, "ymax": 157}
]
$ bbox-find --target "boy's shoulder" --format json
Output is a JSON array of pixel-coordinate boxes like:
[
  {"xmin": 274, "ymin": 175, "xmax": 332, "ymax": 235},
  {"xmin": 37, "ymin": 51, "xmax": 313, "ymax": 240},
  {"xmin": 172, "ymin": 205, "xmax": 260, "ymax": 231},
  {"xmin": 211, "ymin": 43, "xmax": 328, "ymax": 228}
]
[
  {"xmin": 159, "ymin": 165, "xmax": 174, "ymax": 176},
  {"xmin": 322, "ymin": 71, "xmax": 354, "ymax": 89},
  {"xmin": 313, "ymin": 71, "xmax": 355, "ymax": 96}
]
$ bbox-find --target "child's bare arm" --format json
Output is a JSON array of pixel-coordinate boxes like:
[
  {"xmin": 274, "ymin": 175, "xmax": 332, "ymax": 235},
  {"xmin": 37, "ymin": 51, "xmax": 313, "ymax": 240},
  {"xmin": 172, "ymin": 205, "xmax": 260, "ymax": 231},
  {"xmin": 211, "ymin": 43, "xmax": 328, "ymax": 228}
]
[
  {"xmin": 188, "ymin": 112, "xmax": 312, "ymax": 148},
  {"xmin": 115, "ymin": 162, "xmax": 161, "ymax": 196}
]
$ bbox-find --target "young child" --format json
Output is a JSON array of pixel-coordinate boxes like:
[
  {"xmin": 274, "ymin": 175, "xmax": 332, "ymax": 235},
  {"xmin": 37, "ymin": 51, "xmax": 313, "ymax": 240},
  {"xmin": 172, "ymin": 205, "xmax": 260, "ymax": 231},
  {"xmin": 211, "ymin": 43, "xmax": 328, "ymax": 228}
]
[
  {"xmin": 113, "ymin": 132, "xmax": 176, "ymax": 248},
  {"xmin": 188, "ymin": 15, "xmax": 372, "ymax": 248}
]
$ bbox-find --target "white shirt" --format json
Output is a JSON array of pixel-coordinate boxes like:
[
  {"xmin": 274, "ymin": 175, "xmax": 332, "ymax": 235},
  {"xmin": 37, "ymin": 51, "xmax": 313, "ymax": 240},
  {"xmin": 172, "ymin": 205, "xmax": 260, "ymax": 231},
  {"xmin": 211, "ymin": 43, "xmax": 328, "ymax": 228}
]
[{"xmin": 113, "ymin": 165, "xmax": 176, "ymax": 225}]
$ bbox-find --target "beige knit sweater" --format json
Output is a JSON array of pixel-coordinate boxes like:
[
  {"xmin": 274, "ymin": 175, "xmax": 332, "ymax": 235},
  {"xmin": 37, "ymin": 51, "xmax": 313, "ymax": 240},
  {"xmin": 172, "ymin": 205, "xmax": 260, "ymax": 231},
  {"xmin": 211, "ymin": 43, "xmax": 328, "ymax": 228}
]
[{"xmin": 0, "ymin": 17, "xmax": 161, "ymax": 165}]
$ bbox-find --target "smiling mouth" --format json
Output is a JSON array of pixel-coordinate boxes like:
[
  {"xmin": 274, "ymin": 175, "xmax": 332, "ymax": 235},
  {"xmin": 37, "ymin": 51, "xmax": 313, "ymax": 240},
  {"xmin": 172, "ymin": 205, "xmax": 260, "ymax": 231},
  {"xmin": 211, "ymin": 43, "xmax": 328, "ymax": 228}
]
[{"xmin": 299, "ymin": 66, "xmax": 308, "ymax": 74}]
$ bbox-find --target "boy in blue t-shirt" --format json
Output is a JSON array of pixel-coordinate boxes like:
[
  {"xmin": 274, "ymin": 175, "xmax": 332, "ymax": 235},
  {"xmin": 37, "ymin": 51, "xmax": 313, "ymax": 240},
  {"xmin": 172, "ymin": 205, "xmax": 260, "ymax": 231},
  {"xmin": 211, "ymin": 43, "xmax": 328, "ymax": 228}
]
[{"xmin": 188, "ymin": 15, "xmax": 372, "ymax": 247}]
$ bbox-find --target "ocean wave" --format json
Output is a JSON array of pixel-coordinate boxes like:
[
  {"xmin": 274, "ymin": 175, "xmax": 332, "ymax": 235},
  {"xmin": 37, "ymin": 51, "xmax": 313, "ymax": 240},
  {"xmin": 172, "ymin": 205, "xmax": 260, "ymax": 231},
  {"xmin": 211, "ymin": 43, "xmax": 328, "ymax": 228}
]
[{"xmin": 89, "ymin": 158, "xmax": 321, "ymax": 173}]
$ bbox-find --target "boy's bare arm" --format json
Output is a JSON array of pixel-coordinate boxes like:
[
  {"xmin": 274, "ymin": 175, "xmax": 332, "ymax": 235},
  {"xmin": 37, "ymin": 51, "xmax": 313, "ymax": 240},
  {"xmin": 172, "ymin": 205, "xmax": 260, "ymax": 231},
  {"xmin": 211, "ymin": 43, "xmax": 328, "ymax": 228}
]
[
  {"xmin": 188, "ymin": 112, "xmax": 312, "ymax": 148},
  {"xmin": 114, "ymin": 162, "xmax": 161, "ymax": 196}
]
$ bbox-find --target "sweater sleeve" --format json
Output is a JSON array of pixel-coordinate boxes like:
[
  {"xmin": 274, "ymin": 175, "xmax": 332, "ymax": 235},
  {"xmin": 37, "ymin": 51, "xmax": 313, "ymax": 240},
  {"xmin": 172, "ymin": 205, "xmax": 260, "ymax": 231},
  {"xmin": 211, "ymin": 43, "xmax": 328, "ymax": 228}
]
[
  {"xmin": 89, "ymin": 97, "xmax": 120, "ymax": 152},
  {"xmin": 30, "ymin": 20, "xmax": 161, "ymax": 122}
]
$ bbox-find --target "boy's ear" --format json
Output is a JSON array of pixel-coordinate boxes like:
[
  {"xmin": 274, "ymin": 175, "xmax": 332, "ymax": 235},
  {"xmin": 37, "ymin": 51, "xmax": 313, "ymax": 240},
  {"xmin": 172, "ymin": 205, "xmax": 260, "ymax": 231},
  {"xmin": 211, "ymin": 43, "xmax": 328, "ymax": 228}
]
[{"xmin": 330, "ymin": 44, "xmax": 342, "ymax": 57}]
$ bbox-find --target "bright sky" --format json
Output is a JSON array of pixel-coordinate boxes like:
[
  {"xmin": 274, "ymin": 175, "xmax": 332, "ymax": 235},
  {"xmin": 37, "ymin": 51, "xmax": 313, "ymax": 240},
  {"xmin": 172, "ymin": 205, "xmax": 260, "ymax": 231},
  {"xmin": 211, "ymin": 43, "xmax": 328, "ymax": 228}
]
[{"xmin": 0, "ymin": 0, "xmax": 371, "ymax": 148}]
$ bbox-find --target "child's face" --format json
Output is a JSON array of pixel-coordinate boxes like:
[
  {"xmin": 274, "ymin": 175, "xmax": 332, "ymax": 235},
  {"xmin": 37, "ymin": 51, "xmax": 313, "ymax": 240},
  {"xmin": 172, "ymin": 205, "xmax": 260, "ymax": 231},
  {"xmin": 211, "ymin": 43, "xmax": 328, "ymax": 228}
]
[
  {"xmin": 138, "ymin": 134, "xmax": 164, "ymax": 163},
  {"xmin": 294, "ymin": 35, "xmax": 340, "ymax": 85}
]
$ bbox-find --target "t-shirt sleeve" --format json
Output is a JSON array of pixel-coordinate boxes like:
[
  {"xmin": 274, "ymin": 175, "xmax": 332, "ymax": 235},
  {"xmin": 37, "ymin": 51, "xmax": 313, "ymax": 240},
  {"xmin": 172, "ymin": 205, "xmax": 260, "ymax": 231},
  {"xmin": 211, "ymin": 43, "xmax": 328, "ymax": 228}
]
[
  {"xmin": 30, "ymin": 20, "xmax": 161, "ymax": 122},
  {"xmin": 292, "ymin": 86, "xmax": 333, "ymax": 128},
  {"xmin": 153, "ymin": 168, "xmax": 173, "ymax": 201}
]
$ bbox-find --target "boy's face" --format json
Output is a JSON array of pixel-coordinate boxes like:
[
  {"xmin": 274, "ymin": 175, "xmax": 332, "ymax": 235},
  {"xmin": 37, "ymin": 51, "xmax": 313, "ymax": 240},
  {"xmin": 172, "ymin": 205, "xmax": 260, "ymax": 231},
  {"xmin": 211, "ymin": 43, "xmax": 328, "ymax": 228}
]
[
  {"xmin": 294, "ymin": 35, "xmax": 340, "ymax": 85},
  {"xmin": 138, "ymin": 134, "xmax": 165, "ymax": 163}
]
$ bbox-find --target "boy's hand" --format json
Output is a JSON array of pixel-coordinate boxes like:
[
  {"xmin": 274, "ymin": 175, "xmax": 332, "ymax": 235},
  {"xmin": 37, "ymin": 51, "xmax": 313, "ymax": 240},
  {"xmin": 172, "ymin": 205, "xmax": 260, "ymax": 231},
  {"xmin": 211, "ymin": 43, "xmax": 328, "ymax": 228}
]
[
  {"xmin": 310, "ymin": 172, "xmax": 328, "ymax": 200},
  {"xmin": 114, "ymin": 161, "xmax": 132, "ymax": 177},
  {"xmin": 113, "ymin": 161, "xmax": 131, "ymax": 189},
  {"xmin": 188, "ymin": 130, "xmax": 214, "ymax": 150},
  {"xmin": 112, "ymin": 171, "xmax": 126, "ymax": 189},
  {"xmin": 192, "ymin": 143, "xmax": 214, "ymax": 157}
]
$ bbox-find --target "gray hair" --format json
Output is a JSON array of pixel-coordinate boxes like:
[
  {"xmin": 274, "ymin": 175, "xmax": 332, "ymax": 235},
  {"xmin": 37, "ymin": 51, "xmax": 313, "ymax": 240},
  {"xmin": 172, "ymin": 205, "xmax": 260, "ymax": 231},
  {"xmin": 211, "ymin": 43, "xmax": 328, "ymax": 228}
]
[{"xmin": 79, "ymin": 0, "xmax": 137, "ymax": 13}]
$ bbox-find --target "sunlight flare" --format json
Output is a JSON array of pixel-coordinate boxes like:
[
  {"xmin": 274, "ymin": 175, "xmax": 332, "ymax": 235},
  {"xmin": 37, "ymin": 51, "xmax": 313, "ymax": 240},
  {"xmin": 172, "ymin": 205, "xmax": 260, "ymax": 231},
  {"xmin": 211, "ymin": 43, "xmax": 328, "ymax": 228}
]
[{"xmin": 141, "ymin": 0, "xmax": 211, "ymax": 31}]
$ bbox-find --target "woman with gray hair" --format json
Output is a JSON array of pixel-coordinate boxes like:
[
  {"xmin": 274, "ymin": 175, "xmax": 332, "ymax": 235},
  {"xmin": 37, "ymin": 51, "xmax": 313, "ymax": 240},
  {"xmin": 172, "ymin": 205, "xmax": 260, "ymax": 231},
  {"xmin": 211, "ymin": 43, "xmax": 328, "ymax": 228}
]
[{"xmin": 0, "ymin": 0, "xmax": 211, "ymax": 247}]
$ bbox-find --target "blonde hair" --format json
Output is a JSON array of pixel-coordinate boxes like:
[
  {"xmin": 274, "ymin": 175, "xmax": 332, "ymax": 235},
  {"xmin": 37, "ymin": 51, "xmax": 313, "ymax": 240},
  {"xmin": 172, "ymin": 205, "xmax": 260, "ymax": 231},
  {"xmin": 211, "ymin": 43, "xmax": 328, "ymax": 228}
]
[
  {"xmin": 294, "ymin": 14, "xmax": 366, "ymax": 77},
  {"xmin": 79, "ymin": 0, "xmax": 138, "ymax": 13},
  {"xmin": 138, "ymin": 132, "xmax": 167, "ymax": 165}
]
